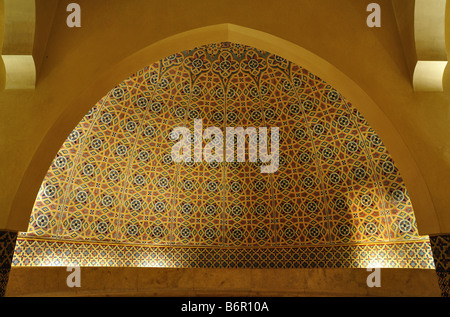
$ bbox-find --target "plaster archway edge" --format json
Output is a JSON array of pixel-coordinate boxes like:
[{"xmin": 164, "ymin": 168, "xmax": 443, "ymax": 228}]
[{"xmin": 9, "ymin": 23, "xmax": 440, "ymax": 235}]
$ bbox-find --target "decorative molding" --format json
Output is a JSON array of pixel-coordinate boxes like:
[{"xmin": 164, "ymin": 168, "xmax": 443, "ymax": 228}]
[
  {"xmin": 0, "ymin": 0, "xmax": 36, "ymax": 90},
  {"xmin": 413, "ymin": 0, "xmax": 448, "ymax": 92}
]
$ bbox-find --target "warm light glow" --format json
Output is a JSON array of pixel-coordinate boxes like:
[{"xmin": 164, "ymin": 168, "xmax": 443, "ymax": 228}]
[
  {"xmin": 140, "ymin": 259, "xmax": 165, "ymax": 268},
  {"xmin": 367, "ymin": 260, "xmax": 384, "ymax": 269}
]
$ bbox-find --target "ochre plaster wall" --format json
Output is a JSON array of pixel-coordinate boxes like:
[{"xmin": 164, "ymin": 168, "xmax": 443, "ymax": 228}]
[
  {"xmin": 1, "ymin": 0, "xmax": 450, "ymax": 235},
  {"xmin": 5, "ymin": 267, "xmax": 442, "ymax": 297}
]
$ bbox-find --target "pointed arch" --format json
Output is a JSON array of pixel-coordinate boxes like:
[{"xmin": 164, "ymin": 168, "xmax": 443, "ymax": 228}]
[{"xmin": 9, "ymin": 23, "xmax": 439, "ymax": 237}]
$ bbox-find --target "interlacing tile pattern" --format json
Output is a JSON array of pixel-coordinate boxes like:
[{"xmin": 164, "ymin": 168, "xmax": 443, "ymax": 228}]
[
  {"xmin": 430, "ymin": 235, "xmax": 450, "ymax": 296},
  {"xmin": 0, "ymin": 231, "xmax": 18, "ymax": 296},
  {"xmin": 12, "ymin": 238, "xmax": 434, "ymax": 269},
  {"xmin": 13, "ymin": 42, "xmax": 432, "ymax": 268}
]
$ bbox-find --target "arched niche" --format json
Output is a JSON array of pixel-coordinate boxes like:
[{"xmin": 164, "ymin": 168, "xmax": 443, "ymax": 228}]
[{"xmin": 9, "ymin": 23, "xmax": 439, "ymax": 239}]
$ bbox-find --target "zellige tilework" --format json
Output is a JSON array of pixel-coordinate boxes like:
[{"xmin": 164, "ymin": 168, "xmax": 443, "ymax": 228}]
[{"xmin": 14, "ymin": 42, "xmax": 431, "ymax": 269}]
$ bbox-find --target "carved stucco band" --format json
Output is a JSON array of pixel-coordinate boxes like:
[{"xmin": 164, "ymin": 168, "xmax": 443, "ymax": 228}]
[
  {"xmin": 413, "ymin": 0, "xmax": 448, "ymax": 92},
  {"xmin": 429, "ymin": 235, "xmax": 450, "ymax": 297},
  {"xmin": 0, "ymin": 0, "xmax": 36, "ymax": 89},
  {"xmin": 0, "ymin": 231, "xmax": 18, "ymax": 297}
]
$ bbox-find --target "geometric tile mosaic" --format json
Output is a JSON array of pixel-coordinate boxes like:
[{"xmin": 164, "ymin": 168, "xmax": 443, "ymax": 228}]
[
  {"xmin": 430, "ymin": 235, "xmax": 450, "ymax": 296},
  {"xmin": 12, "ymin": 237, "xmax": 435, "ymax": 269},
  {"xmin": 14, "ymin": 42, "xmax": 431, "ymax": 269},
  {"xmin": 1, "ymin": 231, "xmax": 18, "ymax": 297}
]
